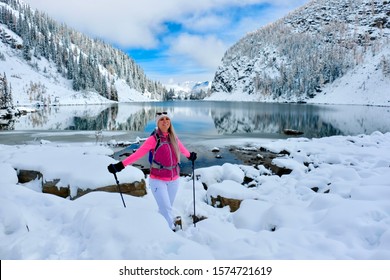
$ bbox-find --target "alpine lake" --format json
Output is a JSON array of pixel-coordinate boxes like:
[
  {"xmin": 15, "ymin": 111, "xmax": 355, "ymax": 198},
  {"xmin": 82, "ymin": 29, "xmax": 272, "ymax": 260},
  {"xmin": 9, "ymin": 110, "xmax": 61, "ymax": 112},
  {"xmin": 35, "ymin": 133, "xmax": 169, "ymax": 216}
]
[{"xmin": 1, "ymin": 100, "xmax": 390, "ymax": 174}]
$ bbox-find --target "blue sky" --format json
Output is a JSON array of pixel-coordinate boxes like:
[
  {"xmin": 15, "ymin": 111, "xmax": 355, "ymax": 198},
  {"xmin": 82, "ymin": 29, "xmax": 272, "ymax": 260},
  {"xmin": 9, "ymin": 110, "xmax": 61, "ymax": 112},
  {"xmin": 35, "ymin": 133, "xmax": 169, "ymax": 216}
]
[{"xmin": 22, "ymin": 0, "xmax": 310, "ymax": 85}]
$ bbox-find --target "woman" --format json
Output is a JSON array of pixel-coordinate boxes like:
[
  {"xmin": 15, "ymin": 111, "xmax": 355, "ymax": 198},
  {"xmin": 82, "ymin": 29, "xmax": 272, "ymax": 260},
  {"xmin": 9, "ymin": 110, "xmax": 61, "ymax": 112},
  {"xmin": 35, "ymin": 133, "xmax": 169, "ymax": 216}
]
[{"xmin": 108, "ymin": 111, "xmax": 197, "ymax": 231}]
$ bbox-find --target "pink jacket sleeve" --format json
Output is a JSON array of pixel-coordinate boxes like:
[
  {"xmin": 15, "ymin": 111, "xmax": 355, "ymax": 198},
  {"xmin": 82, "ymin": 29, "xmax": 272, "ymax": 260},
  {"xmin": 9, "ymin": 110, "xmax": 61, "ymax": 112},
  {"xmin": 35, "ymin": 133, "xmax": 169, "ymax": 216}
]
[
  {"xmin": 121, "ymin": 135, "xmax": 191, "ymax": 167},
  {"xmin": 178, "ymin": 138, "xmax": 191, "ymax": 158},
  {"xmin": 122, "ymin": 136, "xmax": 156, "ymax": 166}
]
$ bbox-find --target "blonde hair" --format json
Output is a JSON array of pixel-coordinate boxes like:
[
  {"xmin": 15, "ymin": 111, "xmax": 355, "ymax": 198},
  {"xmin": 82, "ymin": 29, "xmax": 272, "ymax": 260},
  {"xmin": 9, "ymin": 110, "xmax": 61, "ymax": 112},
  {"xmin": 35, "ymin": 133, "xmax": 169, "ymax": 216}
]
[{"xmin": 168, "ymin": 123, "xmax": 181, "ymax": 163}]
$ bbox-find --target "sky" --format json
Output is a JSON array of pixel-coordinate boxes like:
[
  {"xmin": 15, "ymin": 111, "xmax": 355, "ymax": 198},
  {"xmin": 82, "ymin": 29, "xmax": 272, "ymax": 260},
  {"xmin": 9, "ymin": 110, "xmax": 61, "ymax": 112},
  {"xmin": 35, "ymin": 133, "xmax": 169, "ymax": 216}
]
[{"xmin": 21, "ymin": 0, "xmax": 311, "ymax": 84}]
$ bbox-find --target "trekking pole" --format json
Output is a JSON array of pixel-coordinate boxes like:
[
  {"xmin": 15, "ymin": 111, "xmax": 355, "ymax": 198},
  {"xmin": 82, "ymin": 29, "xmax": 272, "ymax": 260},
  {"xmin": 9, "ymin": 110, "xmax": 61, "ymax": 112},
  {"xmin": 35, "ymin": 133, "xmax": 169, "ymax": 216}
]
[
  {"xmin": 191, "ymin": 159, "xmax": 196, "ymax": 227},
  {"xmin": 113, "ymin": 172, "xmax": 126, "ymax": 208}
]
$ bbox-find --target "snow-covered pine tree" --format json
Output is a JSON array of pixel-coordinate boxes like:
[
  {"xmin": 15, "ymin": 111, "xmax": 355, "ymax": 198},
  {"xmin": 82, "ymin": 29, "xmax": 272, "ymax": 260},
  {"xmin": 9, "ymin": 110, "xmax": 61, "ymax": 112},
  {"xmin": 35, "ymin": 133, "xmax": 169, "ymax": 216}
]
[
  {"xmin": 0, "ymin": 0, "xmax": 167, "ymax": 100},
  {"xmin": 0, "ymin": 72, "xmax": 13, "ymax": 109}
]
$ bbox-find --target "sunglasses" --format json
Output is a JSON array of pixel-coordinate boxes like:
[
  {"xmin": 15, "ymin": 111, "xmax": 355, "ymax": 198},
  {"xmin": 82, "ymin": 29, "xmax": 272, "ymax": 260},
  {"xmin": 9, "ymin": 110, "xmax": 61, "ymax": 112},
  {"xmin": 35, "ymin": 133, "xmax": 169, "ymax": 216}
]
[{"xmin": 156, "ymin": 112, "xmax": 168, "ymax": 116}]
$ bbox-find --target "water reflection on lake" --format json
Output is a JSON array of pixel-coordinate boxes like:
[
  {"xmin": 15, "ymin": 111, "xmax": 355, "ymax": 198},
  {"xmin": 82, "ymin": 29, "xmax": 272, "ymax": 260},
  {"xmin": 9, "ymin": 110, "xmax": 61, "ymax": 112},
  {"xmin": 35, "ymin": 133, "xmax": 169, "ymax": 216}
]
[
  {"xmin": 2, "ymin": 101, "xmax": 389, "ymax": 173},
  {"xmin": 5, "ymin": 101, "xmax": 390, "ymax": 138}
]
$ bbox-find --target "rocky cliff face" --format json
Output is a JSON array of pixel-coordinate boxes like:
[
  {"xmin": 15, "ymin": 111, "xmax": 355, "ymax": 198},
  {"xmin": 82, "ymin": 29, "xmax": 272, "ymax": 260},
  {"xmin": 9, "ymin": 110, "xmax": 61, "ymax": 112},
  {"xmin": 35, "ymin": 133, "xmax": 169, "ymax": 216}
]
[{"xmin": 210, "ymin": 0, "xmax": 390, "ymax": 102}]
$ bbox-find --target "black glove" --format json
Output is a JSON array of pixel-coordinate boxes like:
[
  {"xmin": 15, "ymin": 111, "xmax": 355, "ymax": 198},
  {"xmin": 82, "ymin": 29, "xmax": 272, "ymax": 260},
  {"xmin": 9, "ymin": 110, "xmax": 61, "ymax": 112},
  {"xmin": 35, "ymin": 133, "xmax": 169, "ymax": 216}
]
[
  {"xmin": 188, "ymin": 152, "xmax": 197, "ymax": 162},
  {"xmin": 107, "ymin": 162, "xmax": 125, "ymax": 174}
]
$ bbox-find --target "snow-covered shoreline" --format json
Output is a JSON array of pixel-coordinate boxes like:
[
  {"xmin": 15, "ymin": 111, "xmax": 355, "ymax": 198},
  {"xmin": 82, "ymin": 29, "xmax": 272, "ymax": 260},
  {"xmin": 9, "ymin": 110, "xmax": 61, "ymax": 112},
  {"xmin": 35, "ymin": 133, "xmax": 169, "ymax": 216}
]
[{"xmin": 1, "ymin": 131, "xmax": 390, "ymax": 260}]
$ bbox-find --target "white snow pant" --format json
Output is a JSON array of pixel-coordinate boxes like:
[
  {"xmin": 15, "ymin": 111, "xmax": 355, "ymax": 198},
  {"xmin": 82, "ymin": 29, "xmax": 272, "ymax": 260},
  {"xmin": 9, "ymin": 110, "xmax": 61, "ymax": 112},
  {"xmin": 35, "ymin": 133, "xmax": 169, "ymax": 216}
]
[{"xmin": 149, "ymin": 178, "xmax": 179, "ymax": 230}]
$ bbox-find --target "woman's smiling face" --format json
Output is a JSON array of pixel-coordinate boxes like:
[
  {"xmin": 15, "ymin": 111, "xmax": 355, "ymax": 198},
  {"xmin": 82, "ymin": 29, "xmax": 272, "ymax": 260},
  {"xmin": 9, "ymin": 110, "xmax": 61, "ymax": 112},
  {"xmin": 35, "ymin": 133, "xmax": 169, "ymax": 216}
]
[{"xmin": 158, "ymin": 117, "xmax": 171, "ymax": 132}]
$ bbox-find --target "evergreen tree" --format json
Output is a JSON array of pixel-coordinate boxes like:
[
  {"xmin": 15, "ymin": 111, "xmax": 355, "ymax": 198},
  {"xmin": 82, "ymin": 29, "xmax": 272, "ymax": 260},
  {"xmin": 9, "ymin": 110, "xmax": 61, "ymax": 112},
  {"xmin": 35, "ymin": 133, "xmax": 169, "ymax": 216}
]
[
  {"xmin": 0, "ymin": 72, "xmax": 13, "ymax": 109},
  {"xmin": 0, "ymin": 0, "xmax": 167, "ymax": 100}
]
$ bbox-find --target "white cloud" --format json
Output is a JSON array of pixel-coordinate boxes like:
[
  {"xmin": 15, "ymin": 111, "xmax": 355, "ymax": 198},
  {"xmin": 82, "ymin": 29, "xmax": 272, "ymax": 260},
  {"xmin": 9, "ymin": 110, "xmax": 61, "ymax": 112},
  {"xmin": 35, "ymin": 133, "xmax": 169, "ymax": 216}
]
[
  {"xmin": 169, "ymin": 33, "xmax": 227, "ymax": 70},
  {"xmin": 22, "ymin": 0, "xmax": 306, "ymax": 48},
  {"xmin": 22, "ymin": 0, "xmax": 179, "ymax": 48},
  {"xmin": 181, "ymin": 13, "xmax": 231, "ymax": 34},
  {"xmin": 21, "ymin": 0, "xmax": 311, "ymax": 83}
]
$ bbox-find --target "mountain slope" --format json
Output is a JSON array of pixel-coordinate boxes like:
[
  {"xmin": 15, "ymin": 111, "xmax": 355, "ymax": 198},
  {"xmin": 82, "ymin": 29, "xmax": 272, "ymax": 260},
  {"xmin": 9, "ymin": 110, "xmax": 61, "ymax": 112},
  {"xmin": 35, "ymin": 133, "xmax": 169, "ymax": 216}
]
[
  {"xmin": 208, "ymin": 0, "xmax": 390, "ymax": 105},
  {"xmin": 0, "ymin": 0, "xmax": 166, "ymax": 106},
  {"xmin": 164, "ymin": 80, "xmax": 211, "ymax": 100}
]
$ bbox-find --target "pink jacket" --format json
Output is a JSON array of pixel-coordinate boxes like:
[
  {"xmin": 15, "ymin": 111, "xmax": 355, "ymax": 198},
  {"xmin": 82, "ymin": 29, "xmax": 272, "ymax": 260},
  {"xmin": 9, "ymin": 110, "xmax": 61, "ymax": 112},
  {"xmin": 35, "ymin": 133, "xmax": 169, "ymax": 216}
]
[{"xmin": 122, "ymin": 131, "xmax": 190, "ymax": 181}]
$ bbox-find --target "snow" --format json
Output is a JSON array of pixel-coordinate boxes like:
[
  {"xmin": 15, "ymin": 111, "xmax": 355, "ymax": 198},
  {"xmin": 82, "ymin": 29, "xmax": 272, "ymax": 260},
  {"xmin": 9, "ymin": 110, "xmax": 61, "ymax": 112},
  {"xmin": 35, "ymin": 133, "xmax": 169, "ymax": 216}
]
[
  {"xmin": 206, "ymin": 0, "xmax": 390, "ymax": 106},
  {"xmin": 2, "ymin": 8, "xmax": 389, "ymax": 107},
  {"xmin": 1, "ymin": 131, "xmax": 390, "ymax": 260},
  {"xmin": 308, "ymin": 48, "xmax": 390, "ymax": 106},
  {"xmin": 0, "ymin": 23, "xmax": 146, "ymax": 107},
  {"xmin": 206, "ymin": 46, "xmax": 390, "ymax": 106},
  {"xmin": 1, "ymin": 1, "xmax": 390, "ymax": 271},
  {"xmin": 164, "ymin": 80, "xmax": 211, "ymax": 100}
]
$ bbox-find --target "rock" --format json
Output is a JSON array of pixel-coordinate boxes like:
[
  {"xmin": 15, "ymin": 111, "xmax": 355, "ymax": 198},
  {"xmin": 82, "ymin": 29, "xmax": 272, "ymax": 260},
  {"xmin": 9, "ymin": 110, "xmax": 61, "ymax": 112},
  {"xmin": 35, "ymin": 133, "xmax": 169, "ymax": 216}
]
[
  {"xmin": 311, "ymin": 187, "xmax": 319, "ymax": 192},
  {"xmin": 191, "ymin": 214, "xmax": 207, "ymax": 224},
  {"xmin": 42, "ymin": 179, "xmax": 70, "ymax": 198},
  {"xmin": 17, "ymin": 169, "xmax": 42, "ymax": 183},
  {"xmin": 228, "ymin": 147, "xmax": 292, "ymax": 176},
  {"xmin": 16, "ymin": 169, "xmax": 146, "ymax": 199},
  {"xmin": 283, "ymin": 129, "xmax": 304, "ymax": 135},
  {"xmin": 74, "ymin": 179, "xmax": 147, "ymax": 199},
  {"xmin": 209, "ymin": 195, "xmax": 242, "ymax": 212}
]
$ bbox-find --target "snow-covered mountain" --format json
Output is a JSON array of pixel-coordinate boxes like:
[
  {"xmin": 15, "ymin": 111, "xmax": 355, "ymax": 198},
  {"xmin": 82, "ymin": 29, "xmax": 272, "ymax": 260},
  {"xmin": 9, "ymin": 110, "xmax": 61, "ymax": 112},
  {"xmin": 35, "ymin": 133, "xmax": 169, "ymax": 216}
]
[
  {"xmin": 0, "ymin": 0, "xmax": 166, "ymax": 107},
  {"xmin": 164, "ymin": 80, "xmax": 211, "ymax": 100},
  {"xmin": 208, "ymin": 0, "xmax": 390, "ymax": 105}
]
